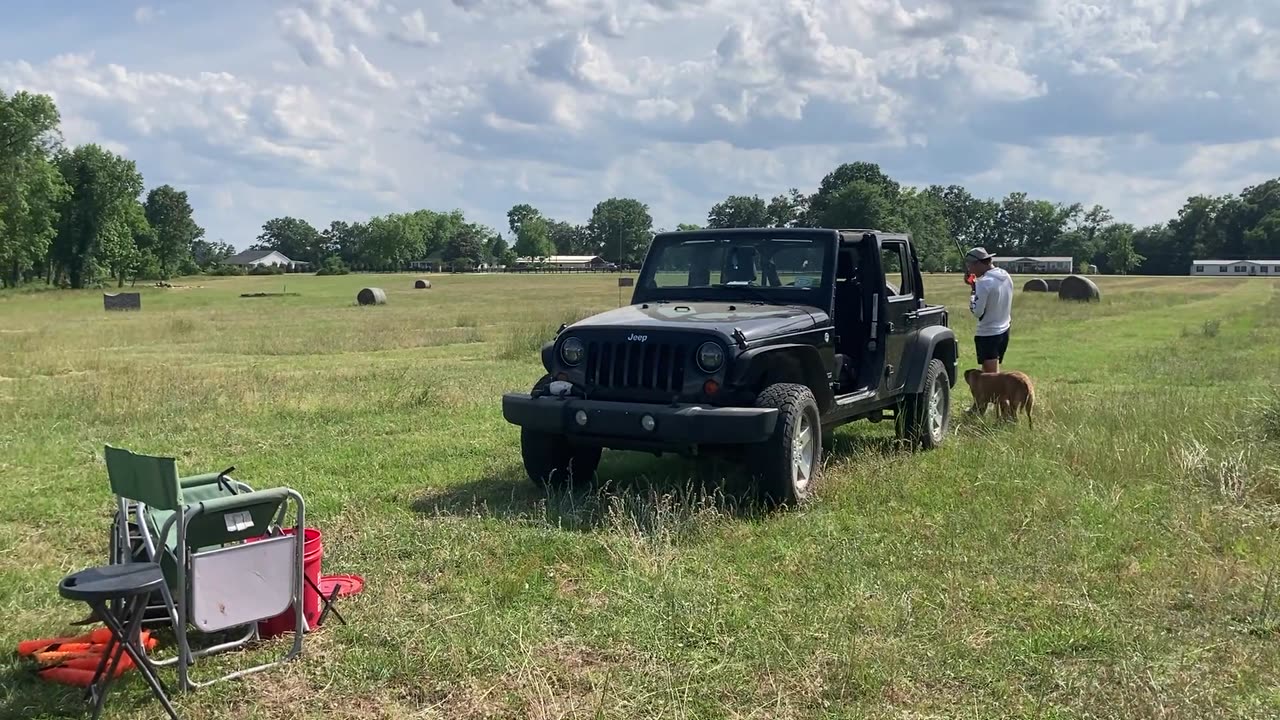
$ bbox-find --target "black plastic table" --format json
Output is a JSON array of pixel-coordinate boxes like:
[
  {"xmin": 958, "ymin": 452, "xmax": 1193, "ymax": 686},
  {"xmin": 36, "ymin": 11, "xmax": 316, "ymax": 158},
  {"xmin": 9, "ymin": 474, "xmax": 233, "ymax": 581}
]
[{"xmin": 58, "ymin": 564, "xmax": 180, "ymax": 719}]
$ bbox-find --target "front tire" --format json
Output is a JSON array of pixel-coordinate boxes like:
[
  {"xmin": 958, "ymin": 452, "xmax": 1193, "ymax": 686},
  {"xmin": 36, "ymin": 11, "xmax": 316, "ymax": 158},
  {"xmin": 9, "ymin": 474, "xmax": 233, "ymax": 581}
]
[
  {"xmin": 520, "ymin": 428, "xmax": 602, "ymax": 490},
  {"xmin": 752, "ymin": 383, "xmax": 822, "ymax": 507},
  {"xmin": 897, "ymin": 358, "xmax": 950, "ymax": 449}
]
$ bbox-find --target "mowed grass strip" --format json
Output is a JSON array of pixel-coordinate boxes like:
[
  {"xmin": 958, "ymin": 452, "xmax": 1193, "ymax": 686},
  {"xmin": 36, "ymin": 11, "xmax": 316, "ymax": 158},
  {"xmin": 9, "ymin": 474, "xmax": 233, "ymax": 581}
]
[{"xmin": 1, "ymin": 273, "xmax": 1278, "ymax": 719}]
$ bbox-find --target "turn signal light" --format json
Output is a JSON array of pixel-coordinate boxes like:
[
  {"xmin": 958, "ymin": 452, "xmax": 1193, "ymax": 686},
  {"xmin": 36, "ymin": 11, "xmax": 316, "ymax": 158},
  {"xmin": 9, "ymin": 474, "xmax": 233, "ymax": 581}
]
[
  {"xmin": 556, "ymin": 372, "xmax": 569, "ymax": 381},
  {"xmin": 703, "ymin": 379, "xmax": 720, "ymax": 395}
]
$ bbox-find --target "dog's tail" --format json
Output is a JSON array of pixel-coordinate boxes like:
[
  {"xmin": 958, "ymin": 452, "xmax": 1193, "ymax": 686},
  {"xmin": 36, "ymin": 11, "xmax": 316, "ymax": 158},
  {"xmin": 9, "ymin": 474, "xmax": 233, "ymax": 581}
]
[{"xmin": 1025, "ymin": 387, "xmax": 1035, "ymax": 429}]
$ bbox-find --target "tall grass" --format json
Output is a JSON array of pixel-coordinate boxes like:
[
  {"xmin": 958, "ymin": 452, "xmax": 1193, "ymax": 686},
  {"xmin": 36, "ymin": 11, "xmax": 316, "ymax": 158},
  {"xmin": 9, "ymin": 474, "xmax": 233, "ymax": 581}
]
[
  {"xmin": 3, "ymin": 273, "xmax": 1280, "ymax": 719},
  {"xmin": 498, "ymin": 308, "xmax": 595, "ymax": 361}
]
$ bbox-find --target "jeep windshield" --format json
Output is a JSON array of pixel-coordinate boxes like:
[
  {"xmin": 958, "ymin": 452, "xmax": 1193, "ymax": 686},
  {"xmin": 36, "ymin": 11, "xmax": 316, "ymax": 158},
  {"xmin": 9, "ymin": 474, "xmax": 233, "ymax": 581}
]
[{"xmin": 634, "ymin": 231, "xmax": 834, "ymax": 306}]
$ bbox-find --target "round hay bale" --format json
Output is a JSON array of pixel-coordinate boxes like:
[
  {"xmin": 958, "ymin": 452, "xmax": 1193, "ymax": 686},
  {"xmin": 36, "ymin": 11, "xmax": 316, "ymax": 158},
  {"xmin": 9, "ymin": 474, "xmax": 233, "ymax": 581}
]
[
  {"xmin": 357, "ymin": 287, "xmax": 387, "ymax": 306},
  {"xmin": 414, "ymin": 279, "xmax": 432, "ymax": 289},
  {"xmin": 1023, "ymin": 278, "xmax": 1049, "ymax": 292},
  {"xmin": 1044, "ymin": 278, "xmax": 1063, "ymax": 291},
  {"xmin": 1058, "ymin": 274, "xmax": 1101, "ymax": 302}
]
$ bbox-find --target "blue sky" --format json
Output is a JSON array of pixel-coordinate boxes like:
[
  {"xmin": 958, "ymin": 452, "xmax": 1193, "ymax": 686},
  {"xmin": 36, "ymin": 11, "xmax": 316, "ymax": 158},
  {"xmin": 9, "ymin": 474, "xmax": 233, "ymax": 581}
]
[{"xmin": 3, "ymin": 0, "xmax": 1278, "ymax": 249}]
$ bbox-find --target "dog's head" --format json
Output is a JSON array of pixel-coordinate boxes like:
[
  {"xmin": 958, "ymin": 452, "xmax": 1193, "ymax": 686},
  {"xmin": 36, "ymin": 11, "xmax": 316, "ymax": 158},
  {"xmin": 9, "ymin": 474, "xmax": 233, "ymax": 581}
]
[{"xmin": 963, "ymin": 368, "xmax": 981, "ymax": 388}]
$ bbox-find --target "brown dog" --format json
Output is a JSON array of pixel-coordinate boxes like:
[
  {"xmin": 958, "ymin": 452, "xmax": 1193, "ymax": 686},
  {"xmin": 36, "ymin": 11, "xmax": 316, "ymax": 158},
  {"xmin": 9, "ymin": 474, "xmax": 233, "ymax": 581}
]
[{"xmin": 964, "ymin": 368, "xmax": 1035, "ymax": 427}]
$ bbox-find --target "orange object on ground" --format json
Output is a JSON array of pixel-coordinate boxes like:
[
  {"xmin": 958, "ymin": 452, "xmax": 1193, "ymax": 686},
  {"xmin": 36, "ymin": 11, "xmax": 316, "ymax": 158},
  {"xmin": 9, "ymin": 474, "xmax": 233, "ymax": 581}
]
[
  {"xmin": 17, "ymin": 628, "xmax": 114, "ymax": 656},
  {"xmin": 36, "ymin": 666, "xmax": 105, "ymax": 687},
  {"xmin": 32, "ymin": 636, "xmax": 155, "ymax": 665},
  {"xmin": 54, "ymin": 655, "xmax": 136, "ymax": 673}
]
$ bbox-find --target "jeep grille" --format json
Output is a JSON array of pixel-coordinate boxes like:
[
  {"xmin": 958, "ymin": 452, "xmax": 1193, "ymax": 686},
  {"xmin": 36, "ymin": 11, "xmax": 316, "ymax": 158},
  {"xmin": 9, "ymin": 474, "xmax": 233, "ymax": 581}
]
[{"xmin": 585, "ymin": 340, "xmax": 687, "ymax": 392}]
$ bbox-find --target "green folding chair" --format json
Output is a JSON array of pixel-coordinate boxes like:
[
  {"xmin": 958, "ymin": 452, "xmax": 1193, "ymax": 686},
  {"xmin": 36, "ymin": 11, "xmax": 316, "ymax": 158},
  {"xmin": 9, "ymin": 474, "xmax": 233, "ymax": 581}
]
[{"xmin": 103, "ymin": 444, "xmax": 307, "ymax": 691}]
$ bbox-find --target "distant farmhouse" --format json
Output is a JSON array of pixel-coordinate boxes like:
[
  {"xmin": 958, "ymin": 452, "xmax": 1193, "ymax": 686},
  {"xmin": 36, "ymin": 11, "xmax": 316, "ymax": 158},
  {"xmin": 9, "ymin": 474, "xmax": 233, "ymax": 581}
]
[
  {"xmin": 222, "ymin": 249, "xmax": 309, "ymax": 270},
  {"xmin": 992, "ymin": 255, "xmax": 1074, "ymax": 274},
  {"xmin": 407, "ymin": 252, "xmax": 495, "ymax": 272},
  {"xmin": 1191, "ymin": 259, "xmax": 1280, "ymax": 276},
  {"xmin": 514, "ymin": 255, "xmax": 612, "ymax": 270}
]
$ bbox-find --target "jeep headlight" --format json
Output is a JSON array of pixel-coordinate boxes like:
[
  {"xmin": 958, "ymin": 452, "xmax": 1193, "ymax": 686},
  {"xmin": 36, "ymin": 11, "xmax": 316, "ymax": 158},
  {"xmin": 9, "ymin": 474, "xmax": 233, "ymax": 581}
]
[
  {"xmin": 696, "ymin": 341, "xmax": 724, "ymax": 373},
  {"xmin": 560, "ymin": 337, "xmax": 585, "ymax": 366}
]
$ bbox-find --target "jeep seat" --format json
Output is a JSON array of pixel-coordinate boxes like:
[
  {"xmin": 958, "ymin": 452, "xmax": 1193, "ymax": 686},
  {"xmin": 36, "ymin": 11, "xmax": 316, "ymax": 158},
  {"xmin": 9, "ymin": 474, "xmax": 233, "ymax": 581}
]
[
  {"xmin": 723, "ymin": 247, "xmax": 758, "ymax": 284},
  {"xmin": 833, "ymin": 249, "xmax": 864, "ymax": 388}
]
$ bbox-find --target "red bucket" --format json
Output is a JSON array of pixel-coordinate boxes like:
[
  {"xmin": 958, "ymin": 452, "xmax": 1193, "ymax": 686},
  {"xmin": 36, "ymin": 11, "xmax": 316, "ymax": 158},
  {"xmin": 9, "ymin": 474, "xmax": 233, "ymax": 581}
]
[{"xmin": 257, "ymin": 527, "xmax": 322, "ymax": 638}]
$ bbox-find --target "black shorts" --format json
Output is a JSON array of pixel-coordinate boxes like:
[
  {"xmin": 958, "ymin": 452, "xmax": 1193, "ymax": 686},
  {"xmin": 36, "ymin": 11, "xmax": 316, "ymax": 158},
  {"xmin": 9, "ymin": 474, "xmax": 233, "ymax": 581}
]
[{"xmin": 975, "ymin": 330, "xmax": 1009, "ymax": 364}]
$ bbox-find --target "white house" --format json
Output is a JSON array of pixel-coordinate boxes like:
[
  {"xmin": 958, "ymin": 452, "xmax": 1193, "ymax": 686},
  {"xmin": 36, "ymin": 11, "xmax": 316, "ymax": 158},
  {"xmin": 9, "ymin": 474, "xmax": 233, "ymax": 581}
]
[
  {"xmin": 1191, "ymin": 259, "xmax": 1280, "ymax": 276},
  {"xmin": 222, "ymin": 249, "xmax": 307, "ymax": 269},
  {"xmin": 407, "ymin": 252, "xmax": 494, "ymax": 272},
  {"xmin": 514, "ymin": 255, "xmax": 612, "ymax": 269},
  {"xmin": 991, "ymin": 256, "xmax": 1075, "ymax": 274}
]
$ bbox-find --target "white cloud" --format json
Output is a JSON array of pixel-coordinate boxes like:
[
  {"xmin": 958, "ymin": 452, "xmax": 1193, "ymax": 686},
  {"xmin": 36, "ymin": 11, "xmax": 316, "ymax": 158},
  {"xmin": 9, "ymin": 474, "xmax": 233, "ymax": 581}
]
[
  {"xmin": 347, "ymin": 44, "xmax": 397, "ymax": 89},
  {"xmin": 3, "ymin": 0, "xmax": 1279, "ymax": 246},
  {"xmin": 389, "ymin": 9, "xmax": 440, "ymax": 46},
  {"xmin": 278, "ymin": 7, "xmax": 344, "ymax": 69},
  {"xmin": 309, "ymin": 0, "xmax": 380, "ymax": 36}
]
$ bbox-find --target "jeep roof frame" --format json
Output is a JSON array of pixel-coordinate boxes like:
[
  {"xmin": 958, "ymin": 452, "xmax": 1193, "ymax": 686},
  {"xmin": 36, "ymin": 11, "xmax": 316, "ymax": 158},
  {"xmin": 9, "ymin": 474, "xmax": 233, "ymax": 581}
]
[{"xmin": 633, "ymin": 226, "xmax": 841, "ymax": 308}]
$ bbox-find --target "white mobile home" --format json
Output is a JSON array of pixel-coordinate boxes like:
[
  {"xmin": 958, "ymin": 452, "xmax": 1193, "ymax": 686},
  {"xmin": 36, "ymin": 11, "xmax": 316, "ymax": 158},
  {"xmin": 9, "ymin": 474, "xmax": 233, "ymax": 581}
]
[
  {"xmin": 1191, "ymin": 260, "xmax": 1280, "ymax": 276},
  {"xmin": 992, "ymin": 256, "xmax": 1074, "ymax": 274}
]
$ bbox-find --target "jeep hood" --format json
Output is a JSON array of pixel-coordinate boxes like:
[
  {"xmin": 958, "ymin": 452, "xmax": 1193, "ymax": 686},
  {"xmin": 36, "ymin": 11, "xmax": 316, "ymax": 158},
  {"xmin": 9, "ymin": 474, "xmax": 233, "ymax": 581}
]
[{"xmin": 567, "ymin": 302, "xmax": 826, "ymax": 341}]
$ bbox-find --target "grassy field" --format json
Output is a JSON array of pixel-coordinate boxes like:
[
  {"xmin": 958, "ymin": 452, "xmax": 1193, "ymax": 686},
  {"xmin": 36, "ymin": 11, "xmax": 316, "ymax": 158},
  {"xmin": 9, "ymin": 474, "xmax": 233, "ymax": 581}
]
[{"xmin": 2, "ymin": 272, "xmax": 1279, "ymax": 719}]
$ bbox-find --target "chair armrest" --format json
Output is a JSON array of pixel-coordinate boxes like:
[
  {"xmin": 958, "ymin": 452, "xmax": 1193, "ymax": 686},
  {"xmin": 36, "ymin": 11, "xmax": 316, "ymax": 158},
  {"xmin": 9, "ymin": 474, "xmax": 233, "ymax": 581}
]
[
  {"xmin": 179, "ymin": 472, "xmax": 225, "ymax": 488},
  {"xmin": 193, "ymin": 487, "xmax": 295, "ymax": 516}
]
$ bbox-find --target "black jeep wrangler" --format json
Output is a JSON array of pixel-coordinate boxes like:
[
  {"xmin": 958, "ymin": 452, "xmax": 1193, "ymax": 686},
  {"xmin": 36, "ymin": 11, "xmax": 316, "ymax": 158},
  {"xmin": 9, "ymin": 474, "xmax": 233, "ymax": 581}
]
[{"xmin": 501, "ymin": 227, "xmax": 958, "ymax": 505}]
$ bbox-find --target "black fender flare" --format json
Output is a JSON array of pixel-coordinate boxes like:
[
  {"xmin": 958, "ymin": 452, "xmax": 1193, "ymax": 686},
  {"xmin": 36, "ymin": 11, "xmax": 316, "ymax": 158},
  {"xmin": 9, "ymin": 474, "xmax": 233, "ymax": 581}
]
[
  {"xmin": 903, "ymin": 326, "xmax": 958, "ymax": 393},
  {"xmin": 727, "ymin": 344, "xmax": 835, "ymax": 413},
  {"xmin": 540, "ymin": 341, "xmax": 556, "ymax": 374}
]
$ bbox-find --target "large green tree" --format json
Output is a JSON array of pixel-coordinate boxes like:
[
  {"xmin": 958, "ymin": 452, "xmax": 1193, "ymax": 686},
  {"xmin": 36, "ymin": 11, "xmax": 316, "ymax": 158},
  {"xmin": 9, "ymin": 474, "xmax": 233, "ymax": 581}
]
[
  {"xmin": 588, "ymin": 197, "xmax": 653, "ymax": 264},
  {"xmin": 143, "ymin": 184, "xmax": 204, "ymax": 279},
  {"xmin": 766, "ymin": 189, "xmax": 809, "ymax": 227},
  {"xmin": 807, "ymin": 161, "xmax": 901, "ymax": 226},
  {"xmin": 507, "ymin": 203, "xmax": 541, "ymax": 237},
  {"xmin": 360, "ymin": 212, "xmax": 426, "ymax": 270},
  {"xmin": 0, "ymin": 91, "xmax": 69, "ymax": 287},
  {"xmin": 442, "ymin": 223, "xmax": 487, "ymax": 268},
  {"xmin": 51, "ymin": 144, "xmax": 146, "ymax": 288},
  {"xmin": 320, "ymin": 220, "xmax": 360, "ymax": 264},
  {"xmin": 809, "ymin": 180, "xmax": 896, "ymax": 230},
  {"xmin": 191, "ymin": 238, "xmax": 235, "ymax": 269},
  {"xmin": 1099, "ymin": 222, "xmax": 1144, "ymax": 275},
  {"xmin": 513, "ymin": 215, "xmax": 553, "ymax": 259},
  {"xmin": 707, "ymin": 195, "xmax": 770, "ymax": 228}
]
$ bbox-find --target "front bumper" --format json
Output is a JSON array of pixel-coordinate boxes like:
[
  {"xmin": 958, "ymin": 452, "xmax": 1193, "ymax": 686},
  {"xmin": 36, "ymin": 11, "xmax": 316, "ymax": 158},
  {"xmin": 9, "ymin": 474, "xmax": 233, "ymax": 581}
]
[{"xmin": 502, "ymin": 393, "xmax": 778, "ymax": 449}]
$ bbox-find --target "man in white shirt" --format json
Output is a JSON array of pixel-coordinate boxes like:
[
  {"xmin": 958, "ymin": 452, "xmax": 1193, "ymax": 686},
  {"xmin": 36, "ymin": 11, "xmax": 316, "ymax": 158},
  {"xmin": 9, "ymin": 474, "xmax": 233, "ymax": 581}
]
[{"xmin": 965, "ymin": 247, "xmax": 1013, "ymax": 373}]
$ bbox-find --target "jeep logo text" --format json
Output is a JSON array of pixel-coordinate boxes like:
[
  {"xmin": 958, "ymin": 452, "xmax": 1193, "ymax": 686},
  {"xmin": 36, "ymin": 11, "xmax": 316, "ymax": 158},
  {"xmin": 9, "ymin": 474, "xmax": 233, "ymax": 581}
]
[{"xmin": 627, "ymin": 333, "xmax": 648, "ymax": 342}]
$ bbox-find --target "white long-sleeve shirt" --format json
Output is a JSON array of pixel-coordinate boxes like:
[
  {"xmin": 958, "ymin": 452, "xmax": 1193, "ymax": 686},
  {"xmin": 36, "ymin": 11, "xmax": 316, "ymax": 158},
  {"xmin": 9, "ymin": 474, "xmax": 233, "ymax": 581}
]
[{"xmin": 970, "ymin": 267, "xmax": 1013, "ymax": 336}]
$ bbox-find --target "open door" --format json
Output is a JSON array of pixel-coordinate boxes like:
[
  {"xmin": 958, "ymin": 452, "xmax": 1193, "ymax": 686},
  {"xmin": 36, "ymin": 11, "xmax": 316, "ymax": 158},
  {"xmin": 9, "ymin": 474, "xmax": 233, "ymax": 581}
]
[{"xmin": 878, "ymin": 239, "xmax": 917, "ymax": 396}]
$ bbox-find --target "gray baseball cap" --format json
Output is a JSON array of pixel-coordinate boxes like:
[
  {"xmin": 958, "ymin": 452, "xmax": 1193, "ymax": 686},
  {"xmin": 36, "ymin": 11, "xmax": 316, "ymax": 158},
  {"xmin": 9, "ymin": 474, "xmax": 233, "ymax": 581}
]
[{"xmin": 965, "ymin": 246, "xmax": 993, "ymax": 262}]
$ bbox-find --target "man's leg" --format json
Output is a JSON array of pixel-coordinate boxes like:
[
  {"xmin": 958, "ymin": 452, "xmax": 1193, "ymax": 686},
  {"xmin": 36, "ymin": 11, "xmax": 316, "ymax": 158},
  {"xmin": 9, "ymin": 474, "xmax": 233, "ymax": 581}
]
[{"xmin": 980, "ymin": 330, "xmax": 1008, "ymax": 374}]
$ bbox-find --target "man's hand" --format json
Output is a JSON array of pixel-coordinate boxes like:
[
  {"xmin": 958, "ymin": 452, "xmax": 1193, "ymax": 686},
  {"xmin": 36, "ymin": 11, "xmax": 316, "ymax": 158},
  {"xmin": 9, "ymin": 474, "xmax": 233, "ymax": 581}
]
[{"xmin": 965, "ymin": 273, "xmax": 976, "ymax": 289}]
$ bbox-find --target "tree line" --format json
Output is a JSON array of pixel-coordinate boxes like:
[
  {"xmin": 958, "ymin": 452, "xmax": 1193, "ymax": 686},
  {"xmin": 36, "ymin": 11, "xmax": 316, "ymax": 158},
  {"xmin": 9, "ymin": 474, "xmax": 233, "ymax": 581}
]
[
  {"xmin": 1, "ymin": 90, "xmax": 217, "ymax": 288},
  {"xmin": 248, "ymin": 196, "xmax": 656, "ymax": 273},
  {"xmin": 6, "ymin": 88, "xmax": 1278, "ymax": 288},
  {"xmin": 693, "ymin": 163, "xmax": 1280, "ymax": 275}
]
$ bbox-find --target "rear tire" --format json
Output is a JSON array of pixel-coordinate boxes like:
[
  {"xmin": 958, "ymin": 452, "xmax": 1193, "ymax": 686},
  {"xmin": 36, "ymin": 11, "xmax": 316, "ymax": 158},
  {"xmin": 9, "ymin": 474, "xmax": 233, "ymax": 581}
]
[
  {"xmin": 751, "ymin": 383, "xmax": 822, "ymax": 508},
  {"xmin": 897, "ymin": 358, "xmax": 950, "ymax": 449},
  {"xmin": 520, "ymin": 428, "xmax": 602, "ymax": 490}
]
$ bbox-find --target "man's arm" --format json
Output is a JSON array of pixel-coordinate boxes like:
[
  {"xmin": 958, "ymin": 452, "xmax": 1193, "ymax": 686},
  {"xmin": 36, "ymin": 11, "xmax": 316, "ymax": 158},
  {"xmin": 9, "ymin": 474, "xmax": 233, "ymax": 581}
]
[{"xmin": 970, "ymin": 276, "xmax": 989, "ymax": 320}]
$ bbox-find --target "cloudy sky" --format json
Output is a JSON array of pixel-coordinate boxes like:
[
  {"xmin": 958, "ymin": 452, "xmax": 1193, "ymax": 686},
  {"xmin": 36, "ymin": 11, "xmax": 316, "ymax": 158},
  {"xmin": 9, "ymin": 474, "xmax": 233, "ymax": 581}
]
[{"xmin": 2, "ymin": 0, "xmax": 1277, "ymax": 249}]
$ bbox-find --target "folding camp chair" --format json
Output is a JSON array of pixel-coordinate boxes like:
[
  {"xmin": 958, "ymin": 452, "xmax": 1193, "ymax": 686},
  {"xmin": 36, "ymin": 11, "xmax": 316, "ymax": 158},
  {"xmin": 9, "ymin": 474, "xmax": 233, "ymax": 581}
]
[{"xmin": 102, "ymin": 444, "xmax": 307, "ymax": 691}]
